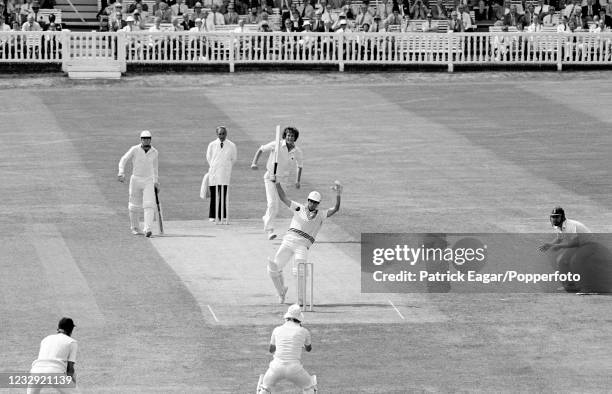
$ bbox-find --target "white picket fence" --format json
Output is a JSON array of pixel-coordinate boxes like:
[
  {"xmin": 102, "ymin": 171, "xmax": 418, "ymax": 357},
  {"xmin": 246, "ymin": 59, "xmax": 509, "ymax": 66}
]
[{"xmin": 1, "ymin": 31, "xmax": 612, "ymax": 72}]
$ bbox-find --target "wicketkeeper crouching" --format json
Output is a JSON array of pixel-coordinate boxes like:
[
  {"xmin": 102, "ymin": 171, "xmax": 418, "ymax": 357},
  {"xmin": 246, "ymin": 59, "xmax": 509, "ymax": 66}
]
[{"xmin": 257, "ymin": 304, "xmax": 318, "ymax": 393}]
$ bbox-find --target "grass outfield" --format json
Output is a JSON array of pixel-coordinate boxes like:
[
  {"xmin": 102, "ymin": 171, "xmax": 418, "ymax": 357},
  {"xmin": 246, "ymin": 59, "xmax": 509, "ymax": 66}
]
[{"xmin": 1, "ymin": 72, "xmax": 612, "ymax": 393}]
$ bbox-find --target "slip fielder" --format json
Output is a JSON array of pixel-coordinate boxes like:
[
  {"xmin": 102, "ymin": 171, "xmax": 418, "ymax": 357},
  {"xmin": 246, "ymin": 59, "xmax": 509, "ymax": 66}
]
[
  {"xmin": 267, "ymin": 179, "xmax": 342, "ymax": 304},
  {"xmin": 27, "ymin": 317, "xmax": 80, "ymax": 394},
  {"xmin": 118, "ymin": 130, "xmax": 160, "ymax": 238}
]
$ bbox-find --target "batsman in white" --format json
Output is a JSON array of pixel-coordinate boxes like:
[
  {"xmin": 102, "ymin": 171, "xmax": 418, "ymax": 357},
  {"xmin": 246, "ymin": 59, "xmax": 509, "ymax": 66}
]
[
  {"xmin": 117, "ymin": 130, "xmax": 160, "ymax": 238},
  {"xmin": 251, "ymin": 127, "xmax": 304, "ymax": 240},
  {"xmin": 267, "ymin": 178, "xmax": 342, "ymax": 304},
  {"xmin": 27, "ymin": 317, "xmax": 80, "ymax": 394},
  {"xmin": 257, "ymin": 304, "xmax": 318, "ymax": 394}
]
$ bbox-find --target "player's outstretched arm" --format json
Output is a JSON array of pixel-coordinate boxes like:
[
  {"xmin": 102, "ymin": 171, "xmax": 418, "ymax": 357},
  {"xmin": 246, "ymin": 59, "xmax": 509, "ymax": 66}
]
[
  {"xmin": 251, "ymin": 148, "xmax": 263, "ymax": 169},
  {"xmin": 117, "ymin": 147, "xmax": 134, "ymax": 182},
  {"xmin": 327, "ymin": 181, "xmax": 342, "ymax": 218},
  {"xmin": 275, "ymin": 181, "xmax": 291, "ymax": 208},
  {"xmin": 539, "ymin": 236, "xmax": 562, "ymax": 252}
]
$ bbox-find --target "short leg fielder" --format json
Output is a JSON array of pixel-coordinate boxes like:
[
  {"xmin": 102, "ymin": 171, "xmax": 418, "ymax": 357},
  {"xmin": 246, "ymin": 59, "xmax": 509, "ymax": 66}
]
[{"xmin": 257, "ymin": 304, "xmax": 318, "ymax": 394}]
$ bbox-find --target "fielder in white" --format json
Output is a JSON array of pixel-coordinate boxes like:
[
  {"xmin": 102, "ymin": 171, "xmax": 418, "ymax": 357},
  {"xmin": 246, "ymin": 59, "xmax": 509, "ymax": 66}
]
[
  {"xmin": 257, "ymin": 304, "xmax": 318, "ymax": 394},
  {"xmin": 539, "ymin": 206, "xmax": 592, "ymax": 293},
  {"xmin": 251, "ymin": 127, "xmax": 304, "ymax": 240},
  {"xmin": 267, "ymin": 179, "xmax": 342, "ymax": 304},
  {"xmin": 117, "ymin": 130, "xmax": 160, "ymax": 238},
  {"xmin": 27, "ymin": 317, "xmax": 79, "ymax": 394}
]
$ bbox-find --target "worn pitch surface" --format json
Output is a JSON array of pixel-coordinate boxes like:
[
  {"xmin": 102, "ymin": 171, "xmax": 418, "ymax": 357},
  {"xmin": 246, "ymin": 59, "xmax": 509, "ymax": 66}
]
[{"xmin": 1, "ymin": 73, "xmax": 612, "ymax": 393}]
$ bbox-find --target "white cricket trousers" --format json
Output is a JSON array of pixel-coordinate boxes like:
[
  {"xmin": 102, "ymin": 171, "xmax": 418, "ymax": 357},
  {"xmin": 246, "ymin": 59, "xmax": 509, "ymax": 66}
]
[
  {"xmin": 274, "ymin": 238, "xmax": 309, "ymax": 270},
  {"xmin": 128, "ymin": 175, "xmax": 156, "ymax": 232},
  {"xmin": 27, "ymin": 365, "xmax": 80, "ymax": 394},
  {"xmin": 263, "ymin": 178, "xmax": 287, "ymax": 232},
  {"xmin": 261, "ymin": 359, "xmax": 313, "ymax": 390}
]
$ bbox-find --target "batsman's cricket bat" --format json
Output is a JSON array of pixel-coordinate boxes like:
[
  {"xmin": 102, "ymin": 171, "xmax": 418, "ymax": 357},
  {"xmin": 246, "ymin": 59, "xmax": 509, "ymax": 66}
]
[
  {"xmin": 154, "ymin": 186, "xmax": 164, "ymax": 234},
  {"xmin": 273, "ymin": 125, "xmax": 281, "ymax": 176}
]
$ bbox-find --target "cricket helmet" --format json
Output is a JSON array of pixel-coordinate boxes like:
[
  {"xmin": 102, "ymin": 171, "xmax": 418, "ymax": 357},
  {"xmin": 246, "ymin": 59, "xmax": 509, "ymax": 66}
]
[
  {"xmin": 550, "ymin": 206, "xmax": 565, "ymax": 219},
  {"xmin": 308, "ymin": 191, "xmax": 321, "ymax": 203},
  {"xmin": 284, "ymin": 304, "xmax": 304, "ymax": 322},
  {"xmin": 550, "ymin": 206, "xmax": 566, "ymax": 227}
]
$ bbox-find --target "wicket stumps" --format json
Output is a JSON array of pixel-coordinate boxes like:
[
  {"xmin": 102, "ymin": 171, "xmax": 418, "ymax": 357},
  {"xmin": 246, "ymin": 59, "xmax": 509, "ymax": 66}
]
[
  {"xmin": 297, "ymin": 262, "xmax": 314, "ymax": 311},
  {"xmin": 214, "ymin": 185, "xmax": 229, "ymax": 225}
]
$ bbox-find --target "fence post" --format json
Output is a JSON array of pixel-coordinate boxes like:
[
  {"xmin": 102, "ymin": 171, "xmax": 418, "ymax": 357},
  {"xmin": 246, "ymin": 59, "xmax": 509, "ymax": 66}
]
[
  {"xmin": 447, "ymin": 33, "xmax": 454, "ymax": 72},
  {"xmin": 117, "ymin": 32, "xmax": 127, "ymax": 73},
  {"xmin": 229, "ymin": 32, "xmax": 235, "ymax": 72},
  {"xmin": 556, "ymin": 34, "xmax": 562, "ymax": 71},
  {"xmin": 61, "ymin": 31, "xmax": 70, "ymax": 72},
  {"xmin": 338, "ymin": 33, "xmax": 344, "ymax": 72}
]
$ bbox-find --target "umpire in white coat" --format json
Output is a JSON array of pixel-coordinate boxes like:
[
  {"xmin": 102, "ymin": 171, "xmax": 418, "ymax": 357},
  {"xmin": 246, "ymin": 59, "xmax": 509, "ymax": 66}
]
[{"xmin": 206, "ymin": 126, "xmax": 237, "ymax": 223}]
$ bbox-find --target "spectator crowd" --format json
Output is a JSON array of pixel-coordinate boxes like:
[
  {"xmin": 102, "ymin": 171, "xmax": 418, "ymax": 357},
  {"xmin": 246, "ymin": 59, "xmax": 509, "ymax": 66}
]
[
  {"xmin": 89, "ymin": 0, "xmax": 612, "ymax": 33},
  {"xmin": 1, "ymin": 0, "xmax": 62, "ymax": 31},
  {"xmin": 0, "ymin": 0, "xmax": 611, "ymax": 33}
]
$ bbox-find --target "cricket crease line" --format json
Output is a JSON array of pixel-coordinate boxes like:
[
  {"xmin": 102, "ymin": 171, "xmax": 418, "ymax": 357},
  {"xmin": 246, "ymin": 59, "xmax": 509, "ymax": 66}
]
[
  {"xmin": 316, "ymin": 241, "xmax": 361, "ymax": 244},
  {"xmin": 207, "ymin": 305, "xmax": 220, "ymax": 323},
  {"xmin": 388, "ymin": 300, "xmax": 405, "ymax": 320}
]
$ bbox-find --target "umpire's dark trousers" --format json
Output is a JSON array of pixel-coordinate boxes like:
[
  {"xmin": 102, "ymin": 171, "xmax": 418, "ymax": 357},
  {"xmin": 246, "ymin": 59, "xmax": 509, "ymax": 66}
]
[{"xmin": 209, "ymin": 185, "xmax": 228, "ymax": 219}]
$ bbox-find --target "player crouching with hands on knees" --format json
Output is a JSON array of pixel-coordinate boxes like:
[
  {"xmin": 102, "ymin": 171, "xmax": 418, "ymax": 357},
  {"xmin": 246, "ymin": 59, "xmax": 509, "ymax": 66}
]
[
  {"xmin": 267, "ymin": 178, "xmax": 342, "ymax": 305},
  {"xmin": 257, "ymin": 304, "xmax": 318, "ymax": 394},
  {"xmin": 28, "ymin": 317, "xmax": 79, "ymax": 394},
  {"xmin": 539, "ymin": 206, "xmax": 592, "ymax": 292},
  {"xmin": 117, "ymin": 130, "xmax": 160, "ymax": 238}
]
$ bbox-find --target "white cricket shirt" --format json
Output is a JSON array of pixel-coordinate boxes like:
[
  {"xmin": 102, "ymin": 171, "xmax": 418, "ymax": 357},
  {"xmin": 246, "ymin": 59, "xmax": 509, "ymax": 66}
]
[
  {"xmin": 284, "ymin": 201, "xmax": 326, "ymax": 248},
  {"xmin": 270, "ymin": 321, "xmax": 311, "ymax": 362},
  {"xmin": 31, "ymin": 333, "xmax": 78, "ymax": 372},
  {"xmin": 555, "ymin": 218, "xmax": 591, "ymax": 234},
  {"xmin": 261, "ymin": 140, "xmax": 303, "ymax": 182},
  {"xmin": 118, "ymin": 144, "xmax": 159, "ymax": 182},
  {"xmin": 555, "ymin": 218, "xmax": 592, "ymax": 245}
]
